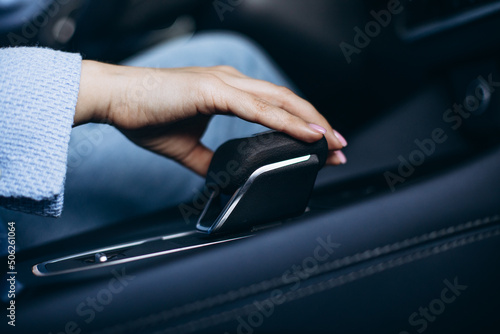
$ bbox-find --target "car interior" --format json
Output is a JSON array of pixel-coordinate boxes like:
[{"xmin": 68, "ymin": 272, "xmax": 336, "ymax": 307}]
[{"xmin": 2, "ymin": 0, "xmax": 500, "ymax": 333}]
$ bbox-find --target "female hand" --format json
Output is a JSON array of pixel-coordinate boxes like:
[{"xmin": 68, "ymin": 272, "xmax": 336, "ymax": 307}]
[{"xmin": 75, "ymin": 60, "xmax": 347, "ymax": 176}]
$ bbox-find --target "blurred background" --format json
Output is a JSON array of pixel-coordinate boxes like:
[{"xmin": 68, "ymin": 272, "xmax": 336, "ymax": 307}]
[{"xmin": 2, "ymin": 6, "xmax": 500, "ymax": 333}]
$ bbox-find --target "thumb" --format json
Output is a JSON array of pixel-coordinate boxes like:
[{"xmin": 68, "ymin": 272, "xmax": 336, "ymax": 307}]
[{"xmin": 178, "ymin": 143, "xmax": 214, "ymax": 177}]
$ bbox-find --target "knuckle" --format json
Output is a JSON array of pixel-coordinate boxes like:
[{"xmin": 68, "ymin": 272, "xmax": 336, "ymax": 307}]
[
  {"xmin": 254, "ymin": 98, "xmax": 270, "ymax": 114},
  {"xmin": 198, "ymin": 73, "xmax": 223, "ymax": 90},
  {"xmin": 214, "ymin": 65, "xmax": 238, "ymax": 73},
  {"xmin": 251, "ymin": 98, "xmax": 290, "ymax": 132},
  {"xmin": 276, "ymin": 85, "xmax": 294, "ymax": 97},
  {"xmin": 248, "ymin": 99, "xmax": 269, "ymax": 122},
  {"xmin": 196, "ymin": 75, "xmax": 228, "ymax": 113}
]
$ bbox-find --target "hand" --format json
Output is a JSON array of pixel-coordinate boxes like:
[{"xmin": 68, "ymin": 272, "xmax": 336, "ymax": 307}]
[{"xmin": 75, "ymin": 60, "xmax": 348, "ymax": 176}]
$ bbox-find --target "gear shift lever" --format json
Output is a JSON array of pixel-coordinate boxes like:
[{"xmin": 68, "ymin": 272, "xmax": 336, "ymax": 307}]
[
  {"xmin": 197, "ymin": 131, "xmax": 328, "ymax": 234},
  {"xmin": 32, "ymin": 131, "xmax": 328, "ymax": 276}
]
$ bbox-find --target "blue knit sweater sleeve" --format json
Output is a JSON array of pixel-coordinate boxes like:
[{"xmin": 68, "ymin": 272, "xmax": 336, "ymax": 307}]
[{"xmin": 0, "ymin": 47, "xmax": 82, "ymax": 217}]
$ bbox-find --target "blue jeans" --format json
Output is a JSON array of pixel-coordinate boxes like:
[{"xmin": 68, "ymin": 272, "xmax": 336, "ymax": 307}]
[{"xmin": 0, "ymin": 32, "xmax": 297, "ymax": 249}]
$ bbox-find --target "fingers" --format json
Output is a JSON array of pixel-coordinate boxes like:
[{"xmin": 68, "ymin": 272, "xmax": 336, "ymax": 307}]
[
  {"xmin": 178, "ymin": 143, "xmax": 214, "ymax": 176},
  {"xmin": 212, "ymin": 86, "xmax": 328, "ymax": 144},
  {"xmin": 204, "ymin": 72, "xmax": 348, "ymax": 166},
  {"xmin": 210, "ymin": 71, "xmax": 347, "ymax": 151},
  {"xmin": 326, "ymin": 150, "xmax": 347, "ymax": 166}
]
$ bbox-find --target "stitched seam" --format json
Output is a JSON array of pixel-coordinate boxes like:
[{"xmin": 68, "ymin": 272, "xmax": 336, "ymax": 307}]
[
  {"xmin": 160, "ymin": 226, "xmax": 500, "ymax": 334},
  {"xmin": 90, "ymin": 214, "xmax": 500, "ymax": 334}
]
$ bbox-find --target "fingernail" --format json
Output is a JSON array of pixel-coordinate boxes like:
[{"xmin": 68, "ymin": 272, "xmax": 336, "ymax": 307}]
[
  {"xmin": 334, "ymin": 131, "xmax": 348, "ymax": 147},
  {"xmin": 335, "ymin": 150, "xmax": 347, "ymax": 164},
  {"xmin": 308, "ymin": 123, "xmax": 327, "ymax": 134}
]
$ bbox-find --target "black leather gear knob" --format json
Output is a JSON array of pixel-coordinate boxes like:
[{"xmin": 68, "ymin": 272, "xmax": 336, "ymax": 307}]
[
  {"xmin": 206, "ymin": 131, "xmax": 328, "ymax": 195},
  {"xmin": 197, "ymin": 131, "xmax": 328, "ymax": 234}
]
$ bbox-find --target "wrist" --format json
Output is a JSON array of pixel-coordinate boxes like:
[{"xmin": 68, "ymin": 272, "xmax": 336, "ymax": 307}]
[{"xmin": 74, "ymin": 60, "xmax": 114, "ymax": 126}]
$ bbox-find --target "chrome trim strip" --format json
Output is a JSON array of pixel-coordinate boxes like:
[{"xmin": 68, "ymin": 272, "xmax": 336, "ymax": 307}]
[
  {"xmin": 196, "ymin": 191, "xmax": 222, "ymax": 233},
  {"xmin": 32, "ymin": 232, "xmax": 250, "ymax": 277},
  {"xmin": 34, "ymin": 231, "xmax": 196, "ymax": 268}
]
